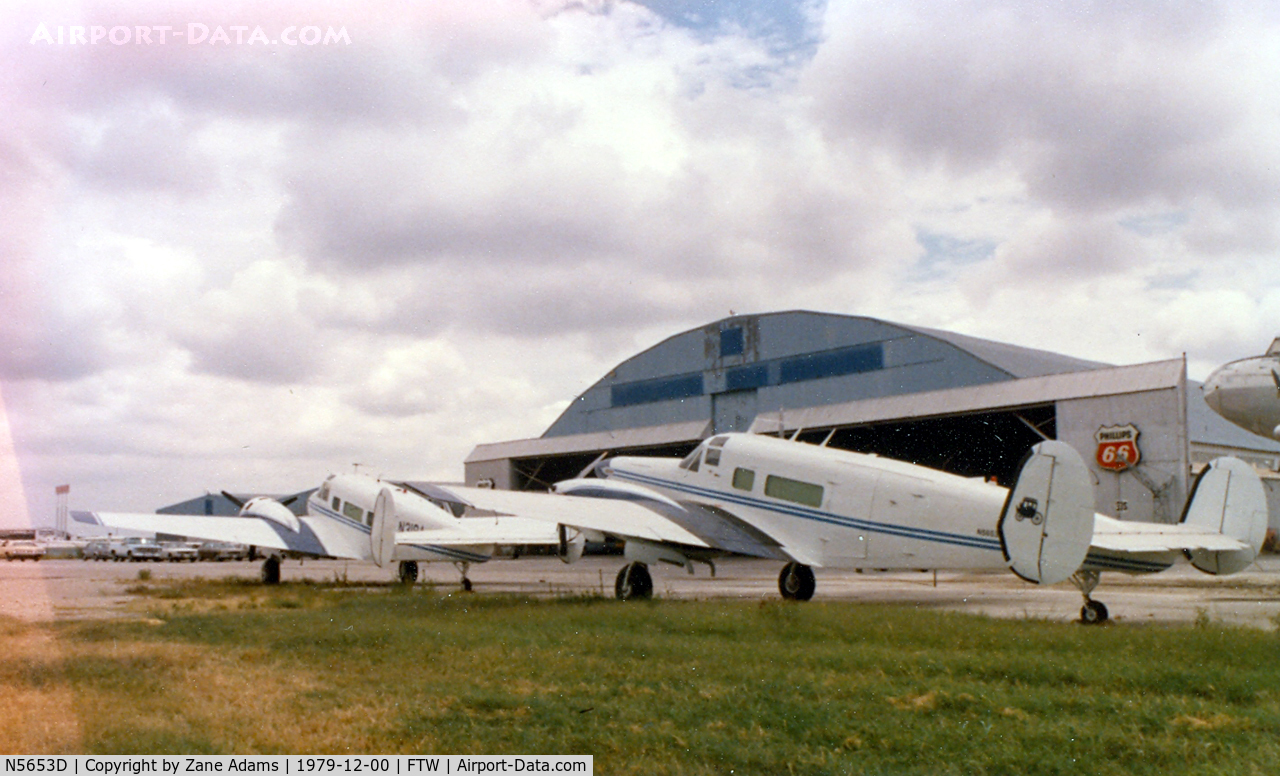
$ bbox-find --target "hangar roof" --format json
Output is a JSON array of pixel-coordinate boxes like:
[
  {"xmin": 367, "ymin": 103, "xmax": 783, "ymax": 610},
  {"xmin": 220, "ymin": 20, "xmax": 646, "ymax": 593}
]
[{"xmin": 539, "ymin": 310, "xmax": 1109, "ymax": 441}]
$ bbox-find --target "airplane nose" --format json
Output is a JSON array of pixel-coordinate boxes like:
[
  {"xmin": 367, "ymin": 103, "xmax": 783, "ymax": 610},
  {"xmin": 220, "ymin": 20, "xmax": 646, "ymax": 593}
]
[{"xmin": 1203, "ymin": 372, "xmax": 1223, "ymax": 412}]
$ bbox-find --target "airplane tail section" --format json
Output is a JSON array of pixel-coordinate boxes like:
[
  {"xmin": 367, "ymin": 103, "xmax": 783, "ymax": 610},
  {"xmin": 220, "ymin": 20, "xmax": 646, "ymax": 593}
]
[
  {"xmin": 1182, "ymin": 457, "xmax": 1267, "ymax": 575},
  {"xmin": 999, "ymin": 440, "xmax": 1095, "ymax": 585},
  {"xmin": 370, "ymin": 487, "xmax": 397, "ymax": 568}
]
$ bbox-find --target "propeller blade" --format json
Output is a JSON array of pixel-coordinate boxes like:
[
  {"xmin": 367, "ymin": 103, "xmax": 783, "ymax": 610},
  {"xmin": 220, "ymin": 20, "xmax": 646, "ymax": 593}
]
[{"xmin": 220, "ymin": 490, "xmax": 245, "ymax": 508}]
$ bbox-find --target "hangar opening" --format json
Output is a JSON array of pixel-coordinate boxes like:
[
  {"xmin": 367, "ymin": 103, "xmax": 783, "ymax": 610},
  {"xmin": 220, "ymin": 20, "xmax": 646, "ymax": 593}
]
[
  {"xmin": 790, "ymin": 405, "xmax": 1056, "ymax": 486},
  {"xmin": 466, "ymin": 310, "xmax": 1280, "ymax": 529}
]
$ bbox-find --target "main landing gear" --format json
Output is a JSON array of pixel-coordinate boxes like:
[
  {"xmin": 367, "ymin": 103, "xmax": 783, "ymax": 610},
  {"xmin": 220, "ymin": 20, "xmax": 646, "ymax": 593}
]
[
  {"xmin": 260, "ymin": 556, "xmax": 281, "ymax": 585},
  {"xmin": 1071, "ymin": 570, "xmax": 1109, "ymax": 625},
  {"xmin": 397, "ymin": 561, "xmax": 419, "ymax": 585},
  {"xmin": 615, "ymin": 562, "xmax": 653, "ymax": 600},
  {"xmin": 779, "ymin": 562, "xmax": 816, "ymax": 601}
]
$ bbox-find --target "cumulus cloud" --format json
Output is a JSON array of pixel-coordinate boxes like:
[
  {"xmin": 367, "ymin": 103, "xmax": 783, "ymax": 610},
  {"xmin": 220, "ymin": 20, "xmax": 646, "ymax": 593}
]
[{"xmin": 3, "ymin": 0, "xmax": 1280, "ymax": 519}]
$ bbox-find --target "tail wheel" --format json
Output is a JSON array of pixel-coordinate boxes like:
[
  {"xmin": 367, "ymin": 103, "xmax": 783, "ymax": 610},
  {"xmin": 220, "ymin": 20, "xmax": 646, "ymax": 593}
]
[
  {"xmin": 398, "ymin": 561, "xmax": 419, "ymax": 585},
  {"xmin": 779, "ymin": 562, "xmax": 816, "ymax": 601},
  {"xmin": 260, "ymin": 556, "xmax": 281, "ymax": 585},
  {"xmin": 615, "ymin": 562, "xmax": 653, "ymax": 600}
]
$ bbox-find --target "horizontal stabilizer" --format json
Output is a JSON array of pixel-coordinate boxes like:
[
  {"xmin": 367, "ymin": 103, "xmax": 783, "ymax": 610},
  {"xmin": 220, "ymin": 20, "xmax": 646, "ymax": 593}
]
[
  {"xmin": 1090, "ymin": 515, "xmax": 1249, "ymax": 554},
  {"xmin": 998, "ymin": 441, "xmax": 1094, "ymax": 585}
]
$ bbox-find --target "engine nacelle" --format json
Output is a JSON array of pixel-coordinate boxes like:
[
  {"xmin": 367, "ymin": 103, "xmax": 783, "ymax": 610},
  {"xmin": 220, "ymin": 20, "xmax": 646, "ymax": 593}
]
[
  {"xmin": 558, "ymin": 524, "xmax": 585, "ymax": 564},
  {"xmin": 240, "ymin": 497, "xmax": 301, "ymax": 533}
]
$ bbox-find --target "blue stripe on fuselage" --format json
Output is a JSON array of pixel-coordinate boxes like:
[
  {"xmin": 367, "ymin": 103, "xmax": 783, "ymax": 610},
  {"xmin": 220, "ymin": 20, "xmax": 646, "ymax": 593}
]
[{"xmin": 609, "ymin": 469, "xmax": 1005, "ymax": 554}]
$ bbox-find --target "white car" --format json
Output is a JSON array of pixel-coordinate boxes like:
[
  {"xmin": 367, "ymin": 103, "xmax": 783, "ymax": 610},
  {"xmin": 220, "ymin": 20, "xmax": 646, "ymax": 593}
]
[
  {"xmin": 3, "ymin": 540, "xmax": 46, "ymax": 561},
  {"xmin": 161, "ymin": 541, "xmax": 200, "ymax": 562}
]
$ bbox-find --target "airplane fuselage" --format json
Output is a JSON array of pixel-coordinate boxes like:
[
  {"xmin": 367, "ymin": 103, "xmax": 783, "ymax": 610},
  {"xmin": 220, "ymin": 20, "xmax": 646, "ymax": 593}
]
[
  {"xmin": 304, "ymin": 474, "xmax": 494, "ymax": 564},
  {"xmin": 1203, "ymin": 352, "xmax": 1280, "ymax": 440},
  {"xmin": 601, "ymin": 434, "xmax": 1012, "ymax": 571}
]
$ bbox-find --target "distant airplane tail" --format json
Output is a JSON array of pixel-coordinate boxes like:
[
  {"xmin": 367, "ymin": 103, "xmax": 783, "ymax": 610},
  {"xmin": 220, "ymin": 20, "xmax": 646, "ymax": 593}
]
[
  {"xmin": 370, "ymin": 487, "xmax": 397, "ymax": 568},
  {"xmin": 1181, "ymin": 457, "xmax": 1268, "ymax": 575},
  {"xmin": 998, "ymin": 440, "xmax": 1095, "ymax": 585}
]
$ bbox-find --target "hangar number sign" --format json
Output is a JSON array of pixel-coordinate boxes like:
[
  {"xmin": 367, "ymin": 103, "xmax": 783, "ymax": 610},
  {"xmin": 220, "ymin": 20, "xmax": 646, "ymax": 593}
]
[{"xmin": 1095, "ymin": 424, "xmax": 1141, "ymax": 471}]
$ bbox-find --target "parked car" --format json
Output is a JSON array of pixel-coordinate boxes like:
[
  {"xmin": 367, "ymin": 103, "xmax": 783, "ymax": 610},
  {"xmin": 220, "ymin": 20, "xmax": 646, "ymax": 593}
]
[
  {"xmin": 82, "ymin": 539, "xmax": 112, "ymax": 560},
  {"xmin": 161, "ymin": 541, "xmax": 200, "ymax": 562},
  {"xmin": 114, "ymin": 536, "xmax": 164, "ymax": 562},
  {"xmin": 3, "ymin": 540, "xmax": 46, "ymax": 561},
  {"xmin": 197, "ymin": 541, "xmax": 249, "ymax": 561}
]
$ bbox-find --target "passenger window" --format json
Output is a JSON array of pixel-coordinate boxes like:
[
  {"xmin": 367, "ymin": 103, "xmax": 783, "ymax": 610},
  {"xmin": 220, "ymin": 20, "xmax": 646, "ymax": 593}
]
[
  {"xmin": 343, "ymin": 501, "xmax": 364, "ymax": 522},
  {"xmin": 732, "ymin": 468, "xmax": 755, "ymax": 491},
  {"xmin": 764, "ymin": 475, "xmax": 824, "ymax": 508}
]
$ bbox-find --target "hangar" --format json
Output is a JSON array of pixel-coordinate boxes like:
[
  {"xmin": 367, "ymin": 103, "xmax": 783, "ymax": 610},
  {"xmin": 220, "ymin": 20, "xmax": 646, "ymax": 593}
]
[{"xmin": 466, "ymin": 311, "xmax": 1280, "ymax": 528}]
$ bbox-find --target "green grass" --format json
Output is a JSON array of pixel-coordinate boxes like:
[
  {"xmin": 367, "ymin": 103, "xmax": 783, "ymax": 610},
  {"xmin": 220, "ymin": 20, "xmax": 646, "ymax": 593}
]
[{"xmin": 4, "ymin": 579, "xmax": 1280, "ymax": 774}]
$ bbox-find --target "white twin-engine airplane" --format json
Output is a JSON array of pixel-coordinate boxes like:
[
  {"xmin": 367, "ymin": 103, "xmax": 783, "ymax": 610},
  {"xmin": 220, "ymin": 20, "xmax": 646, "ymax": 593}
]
[
  {"xmin": 71, "ymin": 473, "xmax": 563, "ymax": 587},
  {"xmin": 1203, "ymin": 337, "xmax": 1280, "ymax": 440},
  {"xmin": 389, "ymin": 432, "xmax": 1267, "ymax": 623}
]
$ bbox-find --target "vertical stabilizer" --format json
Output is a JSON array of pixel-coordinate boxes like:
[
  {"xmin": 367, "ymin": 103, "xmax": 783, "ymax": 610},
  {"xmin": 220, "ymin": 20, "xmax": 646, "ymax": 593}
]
[
  {"xmin": 999, "ymin": 441, "xmax": 1095, "ymax": 585},
  {"xmin": 1182, "ymin": 457, "xmax": 1267, "ymax": 575}
]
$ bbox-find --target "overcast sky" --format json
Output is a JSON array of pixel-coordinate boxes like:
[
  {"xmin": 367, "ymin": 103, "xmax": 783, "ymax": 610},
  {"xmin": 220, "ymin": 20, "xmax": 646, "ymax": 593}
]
[{"xmin": 3, "ymin": 0, "xmax": 1280, "ymax": 526}]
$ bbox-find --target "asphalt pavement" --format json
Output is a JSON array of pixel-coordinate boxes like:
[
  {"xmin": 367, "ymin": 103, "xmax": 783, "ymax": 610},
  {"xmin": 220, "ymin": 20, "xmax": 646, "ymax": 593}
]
[{"xmin": 2, "ymin": 554, "xmax": 1279, "ymax": 627}]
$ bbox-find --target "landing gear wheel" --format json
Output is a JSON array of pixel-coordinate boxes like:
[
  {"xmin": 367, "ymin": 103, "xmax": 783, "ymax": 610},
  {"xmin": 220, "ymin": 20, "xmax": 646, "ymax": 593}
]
[
  {"xmin": 778, "ymin": 562, "xmax": 816, "ymax": 601},
  {"xmin": 461, "ymin": 577, "xmax": 473, "ymax": 592},
  {"xmin": 398, "ymin": 561, "xmax": 419, "ymax": 585},
  {"xmin": 615, "ymin": 562, "xmax": 653, "ymax": 600},
  {"xmin": 260, "ymin": 556, "xmax": 281, "ymax": 585},
  {"xmin": 1080, "ymin": 600, "xmax": 1109, "ymax": 625}
]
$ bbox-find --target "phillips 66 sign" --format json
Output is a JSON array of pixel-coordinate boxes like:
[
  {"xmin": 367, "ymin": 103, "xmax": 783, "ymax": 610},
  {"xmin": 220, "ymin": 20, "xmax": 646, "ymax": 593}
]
[{"xmin": 1095, "ymin": 424, "xmax": 1141, "ymax": 471}]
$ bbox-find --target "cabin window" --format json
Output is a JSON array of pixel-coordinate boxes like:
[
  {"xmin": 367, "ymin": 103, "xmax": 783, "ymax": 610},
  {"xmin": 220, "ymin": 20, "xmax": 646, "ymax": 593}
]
[
  {"xmin": 732, "ymin": 468, "xmax": 755, "ymax": 491},
  {"xmin": 764, "ymin": 475, "xmax": 824, "ymax": 508},
  {"xmin": 343, "ymin": 501, "xmax": 364, "ymax": 522},
  {"xmin": 332, "ymin": 497, "xmax": 341, "ymax": 511},
  {"xmin": 679, "ymin": 449, "xmax": 702, "ymax": 472}
]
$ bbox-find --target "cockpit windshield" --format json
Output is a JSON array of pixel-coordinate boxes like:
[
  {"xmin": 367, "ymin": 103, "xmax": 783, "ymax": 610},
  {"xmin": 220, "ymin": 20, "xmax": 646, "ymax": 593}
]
[{"xmin": 678, "ymin": 447, "xmax": 702, "ymax": 472}]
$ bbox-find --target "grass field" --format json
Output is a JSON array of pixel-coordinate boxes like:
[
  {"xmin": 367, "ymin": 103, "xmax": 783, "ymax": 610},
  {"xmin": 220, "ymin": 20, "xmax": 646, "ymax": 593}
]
[{"xmin": 3, "ymin": 576, "xmax": 1280, "ymax": 775}]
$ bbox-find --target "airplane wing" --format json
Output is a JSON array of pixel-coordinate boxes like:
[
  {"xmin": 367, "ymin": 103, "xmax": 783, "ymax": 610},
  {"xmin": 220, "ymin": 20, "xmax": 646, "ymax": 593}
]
[
  {"xmin": 422, "ymin": 485, "xmax": 714, "ymax": 548},
  {"xmin": 70, "ymin": 510, "xmax": 329, "ymax": 556},
  {"xmin": 1089, "ymin": 514, "xmax": 1250, "ymax": 554},
  {"xmin": 401, "ymin": 482, "xmax": 804, "ymax": 564}
]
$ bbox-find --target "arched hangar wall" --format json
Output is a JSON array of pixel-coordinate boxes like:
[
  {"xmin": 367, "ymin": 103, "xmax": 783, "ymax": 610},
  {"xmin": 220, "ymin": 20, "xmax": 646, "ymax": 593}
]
[
  {"xmin": 467, "ymin": 311, "xmax": 1194, "ymax": 524},
  {"xmin": 541, "ymin": 311, "xmax": 1095, "ymax": 439}
]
